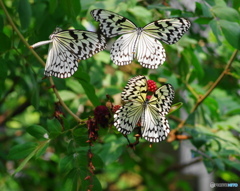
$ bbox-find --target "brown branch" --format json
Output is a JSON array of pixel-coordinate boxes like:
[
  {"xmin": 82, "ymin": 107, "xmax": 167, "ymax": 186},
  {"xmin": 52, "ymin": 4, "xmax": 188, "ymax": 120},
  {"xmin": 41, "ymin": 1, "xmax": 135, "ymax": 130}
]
[
  {"xmin": 161, "ymin": 157, "xmax": 202, "ymax": 176},
  {"xmin": 0, "ymin": 99, "xmax": 30, "ymax": 125},
  {"xmin": 0, "ymin": 0, "xmax": 83, "ymax": 123},
  {"xmin": 190, "ymin": 49, "xmax": 238, "ymax": 113},
  {"xmin": 169, "ymin": 49, "xmax": 238, "ymax": 139}
]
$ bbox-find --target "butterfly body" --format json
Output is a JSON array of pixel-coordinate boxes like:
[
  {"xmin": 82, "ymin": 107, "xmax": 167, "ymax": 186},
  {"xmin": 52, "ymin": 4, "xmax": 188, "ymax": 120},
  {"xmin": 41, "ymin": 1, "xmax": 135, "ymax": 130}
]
[
  {"xmin": 31, "ymin": 28, "xmax": 106, "ymax": 78},
  {"xmin": 114, "ymin": 75, "xmax": 174, "ymax": 142},
  {"xmin": 91, "ymin": 9, "xmax": 190, "ymax": 69}
]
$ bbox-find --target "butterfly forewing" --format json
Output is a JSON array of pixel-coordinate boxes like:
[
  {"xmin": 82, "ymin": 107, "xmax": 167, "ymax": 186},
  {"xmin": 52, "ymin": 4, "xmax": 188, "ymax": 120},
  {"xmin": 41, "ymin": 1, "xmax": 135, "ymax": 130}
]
[
  {"xmin": 149, "ymin": 84, "xmax": 175, "ymax": 116},
  {"xmin": 43, "ymin": 29, "xmax": 106, "ymax": 78},
  {"xmin": 143, "ymin": 18, "xmax": 191, "ymax": 45},
  {"xmin": 54, "ymin": 31, "xmax": 106, "ymax": 59},
  {"xmin": 91, "ymin": 9, "xmax": 137, "ymax": 37},
  {"xmin": 121, "ymin": 75, "xmax": 147, "ymax": 102}
]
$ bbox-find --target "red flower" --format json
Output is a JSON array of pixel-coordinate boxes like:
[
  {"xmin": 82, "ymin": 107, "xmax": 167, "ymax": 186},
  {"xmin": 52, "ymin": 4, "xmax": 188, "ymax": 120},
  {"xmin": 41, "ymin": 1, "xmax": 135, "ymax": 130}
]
[
  {"xmin": 94, "ymin": 105, "xmax": 110, "ymax": 128},
  {"xmin": 87, "ymin": 118, "xmax": 99, "ymax": 141}
]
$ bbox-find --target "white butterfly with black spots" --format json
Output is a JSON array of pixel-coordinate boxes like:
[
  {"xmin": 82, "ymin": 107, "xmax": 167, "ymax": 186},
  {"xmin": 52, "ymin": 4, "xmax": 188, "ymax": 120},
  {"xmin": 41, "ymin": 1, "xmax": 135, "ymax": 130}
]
[
  {"xmin": 113, "ymin": 75, "xmax": 175, "ymax": 143},
  {"xmin": 91, "ymin": 9, "xmax": 191, "ymax": 69},
  {"xmin": 31, "ymin": 28, "xmax": 106, "ymax": 78}
]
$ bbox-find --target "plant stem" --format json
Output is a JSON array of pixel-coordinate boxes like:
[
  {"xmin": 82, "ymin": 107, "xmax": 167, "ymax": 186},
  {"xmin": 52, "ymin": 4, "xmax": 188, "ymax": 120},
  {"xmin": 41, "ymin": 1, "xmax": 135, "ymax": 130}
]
[
  {"xmin": 190, "ymin": 49, "xmax": 238, "ymax": 113},
  {"xmin": 170, "ymin": 49, "xmax": 238, "ymax": 137},
  {"xmin": 0, "ymin": 0, "xmax": 82, "ymax": 123}
]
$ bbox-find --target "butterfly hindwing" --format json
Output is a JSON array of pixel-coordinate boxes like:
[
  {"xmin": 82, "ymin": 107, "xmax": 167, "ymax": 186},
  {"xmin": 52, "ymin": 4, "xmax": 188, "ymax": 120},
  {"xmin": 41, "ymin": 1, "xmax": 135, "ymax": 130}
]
[
  {"xmin": 44, "ymin": 40, "xmax": 79, "ymax": 78},
  {"xmin": 143, "ymin": 18, "xmax": 191, "ymax": 45},
  {"xmin": 141, "ymin": 106, "xmax": 170, "ymax": 142},
  {"xmin": 114, "ymin": 101, "xmax": 143, "ymax": 135},
  {"xmin": 137, "ymin": 33, "xmax": 166, "ymax": 69},
  {"xmin": 140, "ymin": 84, "xmax": 174, "ymax": 142},
  {"xmin": 110, "ymin": 32, "xmax": 138, "ymax": 66},
  {"xmin": 91, "ymin": 9, "xmax": 137, "ymax": 37}
]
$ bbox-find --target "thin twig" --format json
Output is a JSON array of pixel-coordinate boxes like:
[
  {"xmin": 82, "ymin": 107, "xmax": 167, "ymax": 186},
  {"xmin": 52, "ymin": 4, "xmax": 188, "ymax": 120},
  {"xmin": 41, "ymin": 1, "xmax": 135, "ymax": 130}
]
[
  {"xmin": 169, "ymin": 49, "xmax": 238, "ymax": 139},
  {"xmin": 190, "ymin": 49, "xmax": 238, "ymax": 113},
  {"xmin": 0, "ymin": 0, "xmax": 82, "ymax": 123},
  {"xmin": 49, "ymin": 78, "xmax": 82, "ymax": 123}
]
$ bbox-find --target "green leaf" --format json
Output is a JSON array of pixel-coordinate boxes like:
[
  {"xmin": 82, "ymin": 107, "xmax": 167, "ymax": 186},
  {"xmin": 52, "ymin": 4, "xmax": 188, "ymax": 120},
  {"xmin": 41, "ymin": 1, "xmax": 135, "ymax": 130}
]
[
  {"xmin": 58, "ymin": 90, "xmax": 77, "ymax": 101},
  {"xmin": 214, "ymin": 158, "xmax": 225, "ymax": 171},
  {"xmin": 0, "ymin": 15, "xmax": 3, "ymax": 31},
  {"xmin": 218, "ymin": 20, "xmax": 240, "ymax": 49},
  {"xmin": 60, "ymin": 0, "xmax": 81, "ymax": 20},
  {"xmin": 49, "ymin": 0, "xmax": 58, "ymax": 14},
  {"xmin": 0, "ymin": 58, "xmax": 8, "ymax": 81},
  {"xmin": 27, "ymin": 125, "xmax": 49, "ymax": 140},
  {"xmin": 64, "ymin": 168, "xmax": 87, "ymax": 191},
  {"xmin": 200, "ymin": 3, "xmax": 212, "ymax": 17},
  {"xmin": 211, "ymin": 5, "xmax": 240, "ymax": 23},
  {"xmin": 205, "ymin": 0, "xmax": 226, "ymax": 6},
  {"xmin": 194, "ymin": 17, "xmax": 212, "ymax": 24},
  {"xmin": 92, "ymin": 154, "xmax": 104, "ymax": 170},
  {"xmin": 8, "ymin": 142, "xmax": 37, "ymax": 160},
  {"xmin": 74, "ymin": 69, "xmax": 101, "ymax": 107},
  {"xmin": 0, "ymin": 33, "xmax": 11, "ymax": 53},
  {"xmin": 222, "ymin": 159, "xmax": 240, "ymax": 171},
  {"xmin": 98, "ymin": 138, "xmax": 124, "ymax": 165},
  {"xmin": 13, "ymin": 141, "xmax": 50, "ymax": 174},
  {"xmin": 47, "ymin": 118, "xmax": 62, "ymax": 138},
  {"xmin": 203, "ymin": 157, "xmax": 214, "ymax": 173},
  {"xmin": 18, "ymin": 0, "xmax": 32, "ymax": 30},
  {"xmin": 209, "ymin": 19, "xmax": 222, "ymax": 45},
  {"xmin": 59, "ymin": 155, "xmax": 74, "ymax": 173},
  {"xmin": 191, "ymin": 50, "xmax": 204, "ymax": 80},
  {"xmin": 92, "ymin": 175, "xmax": 102, "ymax": 191},
  {"xmin": 168, "ymin": 102, "xmax": 183, "ymax": 115},
  {"xmin": 35, "ymin": 142, "xmax": 49, "ymax": 158}
]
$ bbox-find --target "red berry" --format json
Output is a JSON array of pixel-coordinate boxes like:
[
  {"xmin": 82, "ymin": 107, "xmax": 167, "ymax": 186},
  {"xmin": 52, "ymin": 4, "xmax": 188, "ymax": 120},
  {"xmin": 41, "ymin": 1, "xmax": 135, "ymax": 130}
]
[
  {"xmin": 112, "ymin": 105, "xmax": 121, "ymax": 113},
  {"xmin": 147, "ymin": 80, "xmax": 157, "ymax": 92},
  {"xmin": 146, "ymin": 95, "xmax": 152, "ymax": 100}
]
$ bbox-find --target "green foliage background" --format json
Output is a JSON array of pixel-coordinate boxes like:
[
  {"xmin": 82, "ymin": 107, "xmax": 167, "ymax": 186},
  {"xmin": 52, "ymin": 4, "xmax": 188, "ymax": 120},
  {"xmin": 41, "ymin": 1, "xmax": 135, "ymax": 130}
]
[{"xmin": 0, "ymin": 0, "xmax": 240, "ymax": 190}]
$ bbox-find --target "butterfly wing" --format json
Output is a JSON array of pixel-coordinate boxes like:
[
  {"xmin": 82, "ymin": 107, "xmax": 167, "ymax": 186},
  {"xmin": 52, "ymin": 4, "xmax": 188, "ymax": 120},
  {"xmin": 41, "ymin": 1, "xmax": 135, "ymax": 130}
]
[
  {"xmin": 114, "ymin": 102, "xmax": 143, "ymax": 135},
  {"xmin": 110, "ymin": 32, "xmax": 139, "ymax": 66},
  {"xmin": 141, "ymin": 108, "xmax": 170, "ymax": 142},
  {"xmin": 143, "ymin": 18, "xmax": 191, "ymax": 45},
  {"xmin": 114, "ymin": 75, "xmax": 147, "ymax": 134},
  {"xmin": 149, "ymin": 83, "xmax": 175, "ymax": 115},
  {"xmin": 121, "ymin": 75, "xmax": 147, "ymax": 102},
  {"xmin": 91, "ymin": 9, "xmax": 137, "ymax": 37},
  {"xmin": 45, "ymin": 29, "xmax": 106, "ymax": 78},
  {"xmin": 136, "ymin": 32, "xmax": 166, "ymax": 69},
  {"xmin": 141, "ymin": 84, "xmax": 175, "ymax": 142}
]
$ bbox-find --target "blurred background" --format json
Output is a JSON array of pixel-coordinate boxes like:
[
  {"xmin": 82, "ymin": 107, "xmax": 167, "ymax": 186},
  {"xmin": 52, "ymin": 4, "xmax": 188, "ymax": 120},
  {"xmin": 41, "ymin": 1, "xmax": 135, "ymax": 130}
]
[{"xmin": 0, "ymin": 0, "xmax": 240, "ymax": 190}]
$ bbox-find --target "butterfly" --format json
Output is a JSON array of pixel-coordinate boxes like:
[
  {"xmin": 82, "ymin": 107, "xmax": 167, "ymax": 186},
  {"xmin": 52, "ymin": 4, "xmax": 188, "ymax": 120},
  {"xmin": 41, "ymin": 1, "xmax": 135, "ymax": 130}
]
[
  {"xmin": 91, "ymin": 9, "xmax": 191, "ymax": 69},
  {"xmin": 113, "ymin": 75, "xmax": 174, "ymax": 142},
  {"xmin": 31, "ymin": 27, "xmax": 106, "ymax": 78}
]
